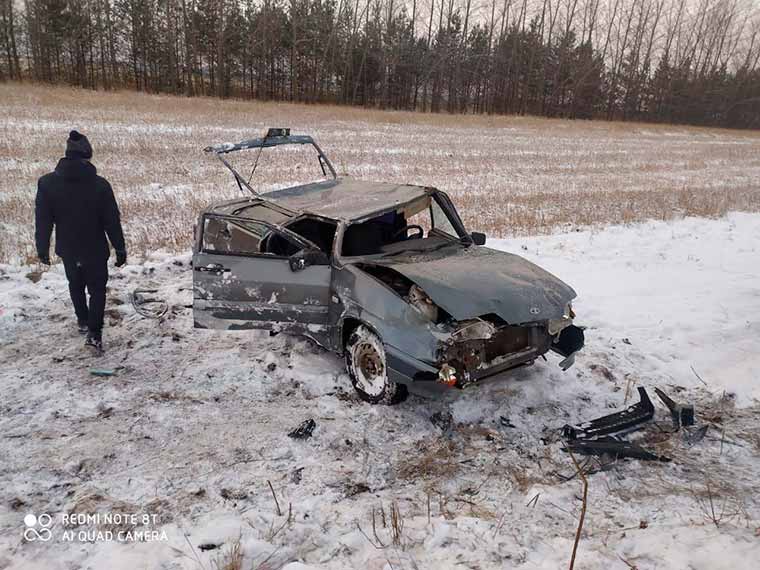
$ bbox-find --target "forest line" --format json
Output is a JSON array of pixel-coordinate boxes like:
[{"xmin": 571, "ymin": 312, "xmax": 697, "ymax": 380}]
[{"xmin": 1, "ymin": 0, "xmax": 759, "ymax": 128}]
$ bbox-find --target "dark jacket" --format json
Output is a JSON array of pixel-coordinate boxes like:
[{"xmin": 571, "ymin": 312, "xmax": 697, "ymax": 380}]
[{"xmin": 35, "ymin": 158, "xmax": 126, "ymax": 263}]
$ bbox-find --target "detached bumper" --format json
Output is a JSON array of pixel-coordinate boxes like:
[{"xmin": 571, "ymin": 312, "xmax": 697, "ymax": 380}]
[{"xmin": 550, "ymin": 325, "xmax": 585, "ymax": 370}]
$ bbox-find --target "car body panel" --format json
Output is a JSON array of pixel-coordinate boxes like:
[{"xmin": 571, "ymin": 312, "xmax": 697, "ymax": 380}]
[
  {"xmin": 193, "ymin": 251, "xmax": 331, "ymax": 336},
  {"xmin": 264, "ymin": 179, "xmax": 430, "ymax": 222},
  {"xmin": 332, "ymin": 263, "xmax": 442, "ymax": 358},
  {"xmin": 192, "ymin": 211, "xmax": 333, "ymax": 345},
  {"xmin": 373, "ymin": 246, "xmax": 576, "ymax": 324}
]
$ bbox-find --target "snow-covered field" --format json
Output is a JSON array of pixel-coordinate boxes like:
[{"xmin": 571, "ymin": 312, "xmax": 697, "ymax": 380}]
[{"xmin": 1, "ymin": 213, "xmax": 759, "ymax": 569}]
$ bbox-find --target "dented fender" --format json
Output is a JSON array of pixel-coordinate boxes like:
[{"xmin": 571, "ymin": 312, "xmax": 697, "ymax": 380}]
[{"xmin": 332, "ymin": 264, "xmax": 443, "ymax": 364}]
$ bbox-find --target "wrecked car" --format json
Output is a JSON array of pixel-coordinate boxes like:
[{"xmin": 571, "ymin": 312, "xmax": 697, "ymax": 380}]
[{"xmin": 193, "ymin": 129, "xmax": 584, "ymax": 404}]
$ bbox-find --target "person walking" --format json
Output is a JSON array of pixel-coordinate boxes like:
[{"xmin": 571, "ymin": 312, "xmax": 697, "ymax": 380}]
[{"xmin": 35, "ymin": 130, "xmax": 127, "ymax": 353}]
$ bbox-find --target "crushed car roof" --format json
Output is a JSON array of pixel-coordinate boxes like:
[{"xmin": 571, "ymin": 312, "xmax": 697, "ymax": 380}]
[{"xmin": 261, "ymin": 178, "xmax": 430, "ymax": 221}]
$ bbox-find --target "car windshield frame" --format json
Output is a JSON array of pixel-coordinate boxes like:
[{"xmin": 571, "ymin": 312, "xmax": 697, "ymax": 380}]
[
  {"xmin": 334, "ymin": 190, "xmax": 472, "ymax": 264},
  {"xmin": 429, "ymin": 192, "xmax": 468, "ymax": 239}
]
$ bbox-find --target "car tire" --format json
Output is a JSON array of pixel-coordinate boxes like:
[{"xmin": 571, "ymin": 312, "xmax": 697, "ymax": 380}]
[{"xmin": 345, "ymin": 325, "xmax": 408, "ymax": 405}]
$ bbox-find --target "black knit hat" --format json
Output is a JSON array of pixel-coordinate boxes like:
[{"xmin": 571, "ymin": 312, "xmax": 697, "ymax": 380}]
[{"xmin": 65, "ymin": 130, "xmax": 93, "ymax": 159}]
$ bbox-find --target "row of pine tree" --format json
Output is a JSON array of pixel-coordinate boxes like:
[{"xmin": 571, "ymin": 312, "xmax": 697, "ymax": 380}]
[{"xmin": 2, "ymin": 0, "xmax": 759, "ymax": 128}]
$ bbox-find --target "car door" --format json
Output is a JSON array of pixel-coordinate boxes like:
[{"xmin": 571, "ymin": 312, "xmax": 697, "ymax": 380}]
[{"xmin": 193, "ymin": 213, "xmax": 331, "ymax": 335}]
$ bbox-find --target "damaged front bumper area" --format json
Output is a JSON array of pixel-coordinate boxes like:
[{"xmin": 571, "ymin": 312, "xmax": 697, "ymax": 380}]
[
  {"xmin": 441, "ymin": 323, "xmax": 553, "ymax": 387},
  {"xmin": 385, "ymin": 320, "xmax": 585, "ymax": 391}
]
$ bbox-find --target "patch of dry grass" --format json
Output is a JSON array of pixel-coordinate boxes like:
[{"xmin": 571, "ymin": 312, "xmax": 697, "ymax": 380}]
[
  {"xmin": 2, "ymin": 82, "xmax": 760, "ymax": 264},
  {"xmin": 395, "ymin": 438, "xmax": 460, "ymax": 481},
  {"xmin": 213, "ymin": 536, "xmax": 244, "ymax": 570}
]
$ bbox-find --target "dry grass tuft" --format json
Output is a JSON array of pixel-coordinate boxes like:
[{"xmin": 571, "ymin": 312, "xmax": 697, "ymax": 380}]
[
  {"xmin": 395, "ymin": 438, "xmax": 460, "ymax": 481},
  {"xmin": 692, "ymin": 480, "xmax": 748, "ymax": 528},
  {"xmin": 213, "ymin": 536, "xmax": 244, "ymax": 570},
  {"xmin": 358, "ymin": 501, "xmax": 407, "ymax": 550},
  {"xmin": 2, "ymin": 82, "xmax": 760, "ymax": 264}
]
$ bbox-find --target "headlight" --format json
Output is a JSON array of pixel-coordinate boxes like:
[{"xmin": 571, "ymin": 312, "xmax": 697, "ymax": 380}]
[
  {"xmin": 437, "ymin": 364, "xmax": 457, "ymax": 386},
  {"xmin": 549, "ymin": 305, "xmax": 574, "ymax": 336}
]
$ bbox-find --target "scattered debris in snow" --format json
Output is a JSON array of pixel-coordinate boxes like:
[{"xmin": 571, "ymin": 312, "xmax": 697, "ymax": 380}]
[
  {"xmin": 288, "ymin": 419, "xmax": 317, "ymax": 440},
  {"xmin": 0, "ymin": 214, "xmax": 758, "ymax": 569}
]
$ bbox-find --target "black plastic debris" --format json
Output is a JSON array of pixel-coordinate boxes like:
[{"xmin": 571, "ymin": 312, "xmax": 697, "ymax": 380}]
[
  {"xmin": 198, "ymin": 543, "xmax": 221, "ymax": 551},
  {"xmin": 288, "ymin": 418, "xmax": 316, "ymax": 439},
  {"xmin": 430, "ymin": 411, "xmax": 453, "ymax": 432},
  {"xmin": 562, "ymin": 387, "xmax": 655, "ymax": 440},
  {"xmin": 344, "ymin": 482, "xmax": 370, "ymax": 497},
  {"xmin": 683, "ymin": 424, "xmax": 709, "ymax": 445},
  {"xmin": 654, "ymin": 387, "xmax": 696, "ymax": 430},
  {"xmin": 290, "ymin": 467, "xmax": 304, "ymax": 484},
  {"xmin": 220, "ymin": 488, "xmax": 248, "ymax": 500},
  {"xmin": 499, "ymin": 415, "xmax": 516, "ymax": 428},
  {"xmin": 680, "ymin": 406, "xmax": 695, "ymax": 426},
  {"xmin": 560, "ymin": 387, "xmax": 669, "ymax": 463},
  {"xmin": 564, "ymin": 437, "xmax": 671, "ymax": 462}
]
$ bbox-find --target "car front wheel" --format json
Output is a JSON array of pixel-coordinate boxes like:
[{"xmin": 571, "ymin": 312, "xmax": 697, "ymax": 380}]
[{"xmin": 345, "ymin": 325, "xmax": 407, "ymax": 405}]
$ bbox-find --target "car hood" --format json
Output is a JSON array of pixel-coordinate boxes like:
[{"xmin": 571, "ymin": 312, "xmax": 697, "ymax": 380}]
[{"xmin": 375, "ymin": 245, "xmax": 576, "ymax": 324}]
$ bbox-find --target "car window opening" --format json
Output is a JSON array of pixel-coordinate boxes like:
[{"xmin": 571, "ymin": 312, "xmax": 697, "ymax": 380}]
[
  {"xmin": 284, "ymin": 217, "xmax": 337, "ymax": 255},
  {"xmin": 260, "ymin": 231, "xmax": 302, "ymax": 256},
  {"xmin": 203, "ymin": 216, "xmax": 269, "ymax": 254},
  {"xmin": 341, "ymin": 195, "xmax": 460, "ymax": 257},
  {"xmin": 202, "ymin": 215, "xmax": 305, "ymax": 258}
]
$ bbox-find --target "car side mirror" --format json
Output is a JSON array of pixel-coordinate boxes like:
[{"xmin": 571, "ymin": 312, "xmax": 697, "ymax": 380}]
[
  {"xmin": 289, "ymin": 249, "xmax": 329, "ymax": 272},
  {"xmin": 471, "ymin": 232, "xmax": 486, "ymax": 246}
]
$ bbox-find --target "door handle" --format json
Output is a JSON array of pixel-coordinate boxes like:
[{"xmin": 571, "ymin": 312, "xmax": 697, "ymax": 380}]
[{"xmin": 195, "ymin": 263, "xmax": 230, "ymax": 274}]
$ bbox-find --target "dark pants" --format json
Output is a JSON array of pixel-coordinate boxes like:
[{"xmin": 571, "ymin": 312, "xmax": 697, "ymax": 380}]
[{"xmin": 62, "ymin": 258, "xmax": 108, "ymax": 336}]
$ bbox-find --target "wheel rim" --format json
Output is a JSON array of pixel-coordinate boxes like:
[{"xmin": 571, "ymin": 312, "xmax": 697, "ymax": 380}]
[{"xmin": 353, "ymin": 341, "xmax": 386, "ymax": 397}]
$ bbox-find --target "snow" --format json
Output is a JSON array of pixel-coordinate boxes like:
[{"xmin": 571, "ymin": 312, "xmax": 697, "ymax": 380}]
[
  {"xmin": 0, "ymin": 213, "xmax": 759, "ymax": 569},
  {"xmin": 491, "ymin": 212, "xmax": 760, "ymax": 404}
]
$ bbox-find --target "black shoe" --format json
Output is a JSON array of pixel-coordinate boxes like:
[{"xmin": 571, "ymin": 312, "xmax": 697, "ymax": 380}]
[
  {"xmin": 77, "ymin": 321, "xmax": 88, "ymax": 335},
  {"xmin": 85, "ymin": 332, "xmax": 103, "ymax": 353}
]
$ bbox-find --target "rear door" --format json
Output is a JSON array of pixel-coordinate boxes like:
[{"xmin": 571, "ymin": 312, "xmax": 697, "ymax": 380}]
[{"xmin": 193, "ymin": 213, "xmax": 331, "ymax": 333}]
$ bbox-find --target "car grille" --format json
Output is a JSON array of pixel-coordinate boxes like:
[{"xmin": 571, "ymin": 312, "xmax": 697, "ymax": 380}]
[{"xmin": 484, "ymin": 325, "xmax": 534, "ymax": 362}]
